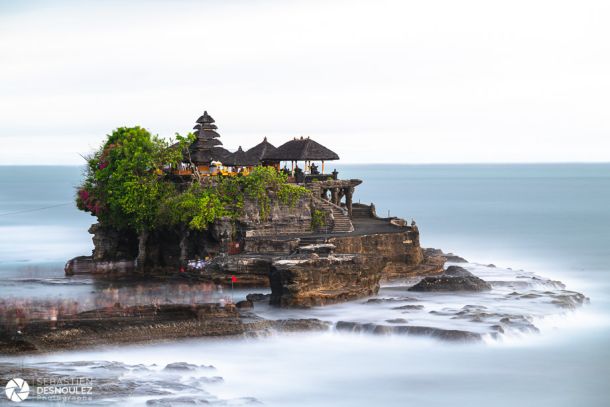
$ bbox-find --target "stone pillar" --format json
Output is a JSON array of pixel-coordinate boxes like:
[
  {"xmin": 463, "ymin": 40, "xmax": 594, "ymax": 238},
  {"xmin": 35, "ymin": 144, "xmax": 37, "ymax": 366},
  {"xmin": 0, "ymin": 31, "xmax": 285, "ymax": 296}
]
[
  {"xmin": 331, "ymin": 188, "xmax": 339, "ymax": 205},
  {"xmin": 338, "ymin": 188, "xmax": 346, "ymax": 203},
  {"xmin": 346, "ymin": 187, "xmax": 354, "ymax": 218}
]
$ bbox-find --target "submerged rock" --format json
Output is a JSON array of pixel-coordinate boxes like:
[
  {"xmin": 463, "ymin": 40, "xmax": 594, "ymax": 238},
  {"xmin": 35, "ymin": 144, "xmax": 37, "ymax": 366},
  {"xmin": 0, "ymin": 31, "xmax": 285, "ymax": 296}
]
[
  {"xmin": 236, "ymin": 300, "xmax": 254, "ymax": 310},
  {"xmin": 386, "ymin": 318, "xmax": 408, "ymax": 324},
  {"xmin": 163, "ymin": 362, "xmax": 214, "ymax": 372},
  {"xmin": 423, "ymin": 248, "xmax": 468, "ymax": 263},
  {"xmin": 443, "ymin": 265, "xmax": 474, "ymax": 277},
  {"xmin": 246, "ymin": 293, "xmax": 271, "ymax": 302},
  {"xmin": 365, "ymin": 297, "xmax": 420, "ymax": 304},
  {"xmin": 391, "ymin": 304, "xmax": 425, "ymax": 311},
  {"xmin": 335, "ymin": 321, "xmax": 481, "ymax": 342},
  {"xmin": 272, "ymin": 319, "xmax": 331, "ymax": 332},
  {"xmin": 408, "ymin": 267, "xmax": 491, "ymax": 292}
]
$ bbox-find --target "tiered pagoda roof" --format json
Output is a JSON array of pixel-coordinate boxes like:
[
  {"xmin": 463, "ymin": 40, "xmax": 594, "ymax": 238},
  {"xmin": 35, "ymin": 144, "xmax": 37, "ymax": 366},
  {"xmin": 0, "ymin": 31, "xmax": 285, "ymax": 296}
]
[
  {"xmin": 183, "ymin": 111, "xmax": 340, "ymax": 168},
  {"xmin": 188, "ymin": 111, "xmax": 230, "ymax": 164}
]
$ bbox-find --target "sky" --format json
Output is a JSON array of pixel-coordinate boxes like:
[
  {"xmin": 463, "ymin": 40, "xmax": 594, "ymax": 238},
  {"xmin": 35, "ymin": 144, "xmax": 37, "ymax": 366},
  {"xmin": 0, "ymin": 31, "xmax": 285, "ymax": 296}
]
[{"xmin": 0, "ymin": 0, "xmax": 609, "ymax": 164}]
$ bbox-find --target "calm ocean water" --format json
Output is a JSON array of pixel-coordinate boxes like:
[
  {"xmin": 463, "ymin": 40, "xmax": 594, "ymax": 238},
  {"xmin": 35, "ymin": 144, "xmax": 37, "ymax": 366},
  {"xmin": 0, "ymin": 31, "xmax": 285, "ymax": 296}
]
[{"xmin": 1, "ymin": 164, "xmax": 609, "ymax": 406}]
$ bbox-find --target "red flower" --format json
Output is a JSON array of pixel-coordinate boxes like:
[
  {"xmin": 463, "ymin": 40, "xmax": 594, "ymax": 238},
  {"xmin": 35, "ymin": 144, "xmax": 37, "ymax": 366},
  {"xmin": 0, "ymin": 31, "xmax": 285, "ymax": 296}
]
[{"xmin": 79, "ymin": 189, "xmax": 90, "ymax": 201}]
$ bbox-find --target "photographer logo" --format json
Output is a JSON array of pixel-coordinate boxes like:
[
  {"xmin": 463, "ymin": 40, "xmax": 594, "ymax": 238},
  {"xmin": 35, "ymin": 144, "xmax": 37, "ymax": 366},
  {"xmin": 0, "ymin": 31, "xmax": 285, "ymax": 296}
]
[{"xmin": 5, "ymin": 378, "xmax": 30, "ymax": 402}]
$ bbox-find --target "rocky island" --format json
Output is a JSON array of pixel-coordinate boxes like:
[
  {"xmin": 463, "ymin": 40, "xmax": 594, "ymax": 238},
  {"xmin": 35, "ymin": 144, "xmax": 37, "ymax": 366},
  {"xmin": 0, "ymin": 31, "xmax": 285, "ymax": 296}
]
[
  {"xmin": 0, "ymin": 110, "xmax": 587, "ymax": 354},
  {"xmin": 66, "ymin": 111, "xmax": 444, "ymax": 300}
]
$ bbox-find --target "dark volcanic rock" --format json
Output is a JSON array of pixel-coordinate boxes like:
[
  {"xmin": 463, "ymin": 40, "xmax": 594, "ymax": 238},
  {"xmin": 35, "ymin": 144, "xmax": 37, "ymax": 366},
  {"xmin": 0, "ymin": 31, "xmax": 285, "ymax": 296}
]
[
  {"xmin": 0, "ymin": 304, "xmax": 246, "ymax": 355},
  {"xmin": 246, "ymin": 293, "xmax": 271, "ymax": 302},
  {"xmin": 424, "ymin": 248, "xmax": 468, "ymax": 263},
  {"xmin": 335, "ymin": 321, "xmax": 481, "ymax": 342},
  {"xmin": 365, "ymin": 297, "xmax": 420, "ymax": 304},
  {"xmin": 386, "ymin": 318, "xmax": 408, "ymax": 324},
  {"xmin": 163, "ymin": 362, "xmax": 214, "ymax": 372},
  {"xmin": 272, "ymin": 319, "xmax": 331, "ymax": 332},
  {"xmin": 236, "ymin": 300, "xmax": 254, "ymax": 310},
  {"xmin": 205, "ymin": 255, "xmax": 273, "ymax": 287},
  {"xmin": 408, "ymin": 269, "xmax": 492, "ymax": 292},
  {"xmin": 391, "ymin": 304, "xmax": 425, "ymax": 311},
  {"xmin": 443, "ymin": 265, "xmax": 474, "ymax": 277}
]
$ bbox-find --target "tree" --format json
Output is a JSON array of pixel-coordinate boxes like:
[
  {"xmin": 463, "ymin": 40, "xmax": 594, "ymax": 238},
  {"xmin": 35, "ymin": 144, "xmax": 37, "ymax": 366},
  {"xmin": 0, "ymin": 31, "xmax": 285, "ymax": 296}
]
[
  {"xmin": 159, "ymin": 184, "xmax": 228, "ymax": 263},
  {"xmin": 77, "ymin": 128, "xmax": 310, "ymax": 270},
  {"xmin": 77, "ymin": 127, "xmax": 187, "ymax": 269}
]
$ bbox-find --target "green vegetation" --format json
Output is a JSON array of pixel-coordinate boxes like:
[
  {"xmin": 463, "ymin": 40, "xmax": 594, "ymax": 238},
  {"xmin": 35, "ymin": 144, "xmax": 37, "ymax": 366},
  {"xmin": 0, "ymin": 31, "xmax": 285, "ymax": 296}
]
[
  {"xmin": 77, "ymin": 127, "xmax": 310, "ymax": 265},
  {"xmin": 311, "ymin": 208, "xmax": 327, "ymax": 230}
]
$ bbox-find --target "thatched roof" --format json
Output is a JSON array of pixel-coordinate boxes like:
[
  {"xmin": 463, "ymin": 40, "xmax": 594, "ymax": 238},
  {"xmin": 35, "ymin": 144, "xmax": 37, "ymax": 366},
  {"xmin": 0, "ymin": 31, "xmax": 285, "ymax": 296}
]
[
  {"xmin": 263, "ymin": 136, "xmax": 339, "ymax": 161},
  {"xmin": 195, "ymin": 111, "xmax": 217, "ymax": 128},
  {"xmin": 246, "ymin": 137, "xmax": 277, "ymax": 161},
  {"xmin": 188, "ymin": 110, "xmax": 226, "ymax": 164},
  {"xmin": 190, "ymin": 147, "xmax": 231, "ymax": 164},
  {"xmin": 222, "ymin": 146, "xmax": 259, "ymax": 167},
  {"xmin": 193, "ymin": 128, "xmax": 221, "ymax": 139},
  {"xmin": 190, "ymin": 138, "xmax": 222, "ymax": 149}
]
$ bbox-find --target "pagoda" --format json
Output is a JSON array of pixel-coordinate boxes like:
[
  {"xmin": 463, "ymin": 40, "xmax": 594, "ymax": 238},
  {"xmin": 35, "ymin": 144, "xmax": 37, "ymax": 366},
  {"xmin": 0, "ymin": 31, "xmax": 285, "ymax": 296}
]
[{"xmin": 187, "ymin": 111, "xmax": 230, "ymax": 171}]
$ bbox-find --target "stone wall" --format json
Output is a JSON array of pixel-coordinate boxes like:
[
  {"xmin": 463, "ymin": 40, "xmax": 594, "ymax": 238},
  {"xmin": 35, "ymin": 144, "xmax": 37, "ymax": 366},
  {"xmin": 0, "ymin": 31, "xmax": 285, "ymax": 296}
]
[{"xmin": 241, "ymin": 195, "xmax": 315, "ymax": 237}]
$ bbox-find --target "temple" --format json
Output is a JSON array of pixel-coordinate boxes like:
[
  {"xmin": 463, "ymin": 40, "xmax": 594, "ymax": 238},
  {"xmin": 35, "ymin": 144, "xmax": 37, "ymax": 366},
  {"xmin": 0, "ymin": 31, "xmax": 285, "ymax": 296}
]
[
  {"xmin": 176, "ymin": 110, "xmax": 360, "ymax": 222},
  {"xmin": 64, "ymin": 108, "xmax": 441, "ymax": 311}
]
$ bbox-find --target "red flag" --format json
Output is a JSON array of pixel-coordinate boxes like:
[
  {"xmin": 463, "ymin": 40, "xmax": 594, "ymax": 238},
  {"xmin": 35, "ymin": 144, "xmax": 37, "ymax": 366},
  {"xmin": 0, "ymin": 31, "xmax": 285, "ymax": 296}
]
[{"xmin": 231, "ymin": 275, "xmax": 238, "ymax": 283}]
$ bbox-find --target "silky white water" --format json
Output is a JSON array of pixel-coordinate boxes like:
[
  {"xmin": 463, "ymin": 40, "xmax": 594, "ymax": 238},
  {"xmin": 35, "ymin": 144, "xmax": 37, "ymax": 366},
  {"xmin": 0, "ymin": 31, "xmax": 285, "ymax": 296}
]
[{"xmin": 1, "ymin": 164, "xmax": 609, "ymax": 406}]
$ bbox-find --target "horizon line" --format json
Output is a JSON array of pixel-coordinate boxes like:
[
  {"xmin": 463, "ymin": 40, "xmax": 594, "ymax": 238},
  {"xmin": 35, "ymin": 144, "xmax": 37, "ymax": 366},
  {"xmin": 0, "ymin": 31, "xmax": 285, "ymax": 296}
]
[{"xmin": 1, "ymin": 161, "xmax": 610, "ymax": 167}]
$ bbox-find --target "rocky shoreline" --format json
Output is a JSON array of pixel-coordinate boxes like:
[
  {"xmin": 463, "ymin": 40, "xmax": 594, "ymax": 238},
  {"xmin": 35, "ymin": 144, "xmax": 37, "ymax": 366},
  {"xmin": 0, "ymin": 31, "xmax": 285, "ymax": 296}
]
[
  {"xmin": 0, "ymin": 303, "xmax": 330, "ymax": 355},
  {"xmin": 2, "ymin": 180, "xmax": 589, "ymax": 354},
  {"xmin": 0, "ymin": 259, "xmax": 590, "ymax": 355}
]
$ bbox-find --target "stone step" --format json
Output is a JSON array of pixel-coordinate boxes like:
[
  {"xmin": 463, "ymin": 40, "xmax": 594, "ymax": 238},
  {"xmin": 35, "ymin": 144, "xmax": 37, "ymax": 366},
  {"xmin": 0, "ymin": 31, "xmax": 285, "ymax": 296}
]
[{"xmin": 314, "ymin": 198, "xmax": 354, "ymax": 233}]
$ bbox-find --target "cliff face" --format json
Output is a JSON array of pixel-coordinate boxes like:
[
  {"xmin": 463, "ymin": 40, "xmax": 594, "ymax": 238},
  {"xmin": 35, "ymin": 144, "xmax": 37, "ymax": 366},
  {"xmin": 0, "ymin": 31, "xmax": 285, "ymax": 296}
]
[
  {"xmin": 89, "ymin": 223, "xmax": 138, "ymax": 262},
  {"xmin": 328, "ymin": 229, "xmax": 423, "ymax": 265},
  {"xmin": 326, "ymin": 227, "xmax": 444, "ymax": 280},
  {"xmin": 72, "ymin": 195, "xmax": 317, "ymax": 274},
  {"xmin": 65, "ymin": 190, "xmax": 443, "ymax": 308}
]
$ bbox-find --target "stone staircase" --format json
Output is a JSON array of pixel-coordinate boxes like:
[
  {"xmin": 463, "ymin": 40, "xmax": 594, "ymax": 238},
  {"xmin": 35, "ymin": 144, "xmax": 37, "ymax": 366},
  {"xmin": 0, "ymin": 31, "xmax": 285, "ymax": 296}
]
[{"xmin": 314, "ymin": 198, "xmax": 354, "ymax": 233}]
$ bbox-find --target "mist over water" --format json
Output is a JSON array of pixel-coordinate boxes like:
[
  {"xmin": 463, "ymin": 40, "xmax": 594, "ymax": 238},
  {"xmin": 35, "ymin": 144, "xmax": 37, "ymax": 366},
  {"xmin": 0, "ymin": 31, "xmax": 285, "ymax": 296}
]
[{"xmin": 1, "ymin": 164, "xmax": 610, "ymax": 406}]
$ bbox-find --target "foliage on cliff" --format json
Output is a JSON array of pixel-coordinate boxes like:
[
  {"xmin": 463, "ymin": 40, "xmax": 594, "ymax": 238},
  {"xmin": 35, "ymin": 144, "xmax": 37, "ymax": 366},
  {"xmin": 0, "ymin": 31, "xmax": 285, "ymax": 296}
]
[
  {"xmin": 76, "ymin": 127, "xmax": 189, "ymax": 232},
  {"xmin": 77, "ymin": 127, "xmax": 310, "ymax": 233}
]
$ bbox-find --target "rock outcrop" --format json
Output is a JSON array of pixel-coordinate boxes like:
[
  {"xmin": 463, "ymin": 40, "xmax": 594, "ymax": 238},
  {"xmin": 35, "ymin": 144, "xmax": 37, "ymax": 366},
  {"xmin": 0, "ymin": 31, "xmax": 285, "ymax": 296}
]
[
  {"xmin": 0, "ymin": 303, "xmax": 330, "ymax": 355},
  {"xmin": 205, "ymin": 255, "xmax": 273, "ymax": 286},
  {"xmin": 335, "ymin": 321, "xmax": 482, "ymax": 342},
  {"xmin": 408, "ymin": 266, "xmax": 492, "ymax": 292},
  {"xmin": 328, "ymin": 230, "xmax": 423, "ymax": 265},
  {"xmin": 269, "ymin": 255, "xmax": 384, "ymax": 307}
]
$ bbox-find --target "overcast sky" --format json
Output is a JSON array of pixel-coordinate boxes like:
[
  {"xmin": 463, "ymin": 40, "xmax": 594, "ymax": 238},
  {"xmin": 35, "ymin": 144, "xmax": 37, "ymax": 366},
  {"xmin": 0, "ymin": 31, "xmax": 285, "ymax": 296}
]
[{"xmin": 1, "ymin": 0, "xmax": 609, "ymax": 164}]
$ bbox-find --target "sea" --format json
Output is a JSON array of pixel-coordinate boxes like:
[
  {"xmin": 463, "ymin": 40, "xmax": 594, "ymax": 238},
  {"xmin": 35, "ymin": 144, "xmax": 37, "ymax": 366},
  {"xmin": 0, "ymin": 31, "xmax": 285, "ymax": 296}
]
[{"xmin": 0, "ymin": 164, "xmax": 609, "ymax": 406}]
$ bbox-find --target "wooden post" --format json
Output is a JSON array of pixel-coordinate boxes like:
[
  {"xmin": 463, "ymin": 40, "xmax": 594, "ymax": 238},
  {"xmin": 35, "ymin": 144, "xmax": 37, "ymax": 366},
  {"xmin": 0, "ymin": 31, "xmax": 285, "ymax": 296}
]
[{"xmin": 322, "ymin": 160, "xmax": 325, "ymax": 174}]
